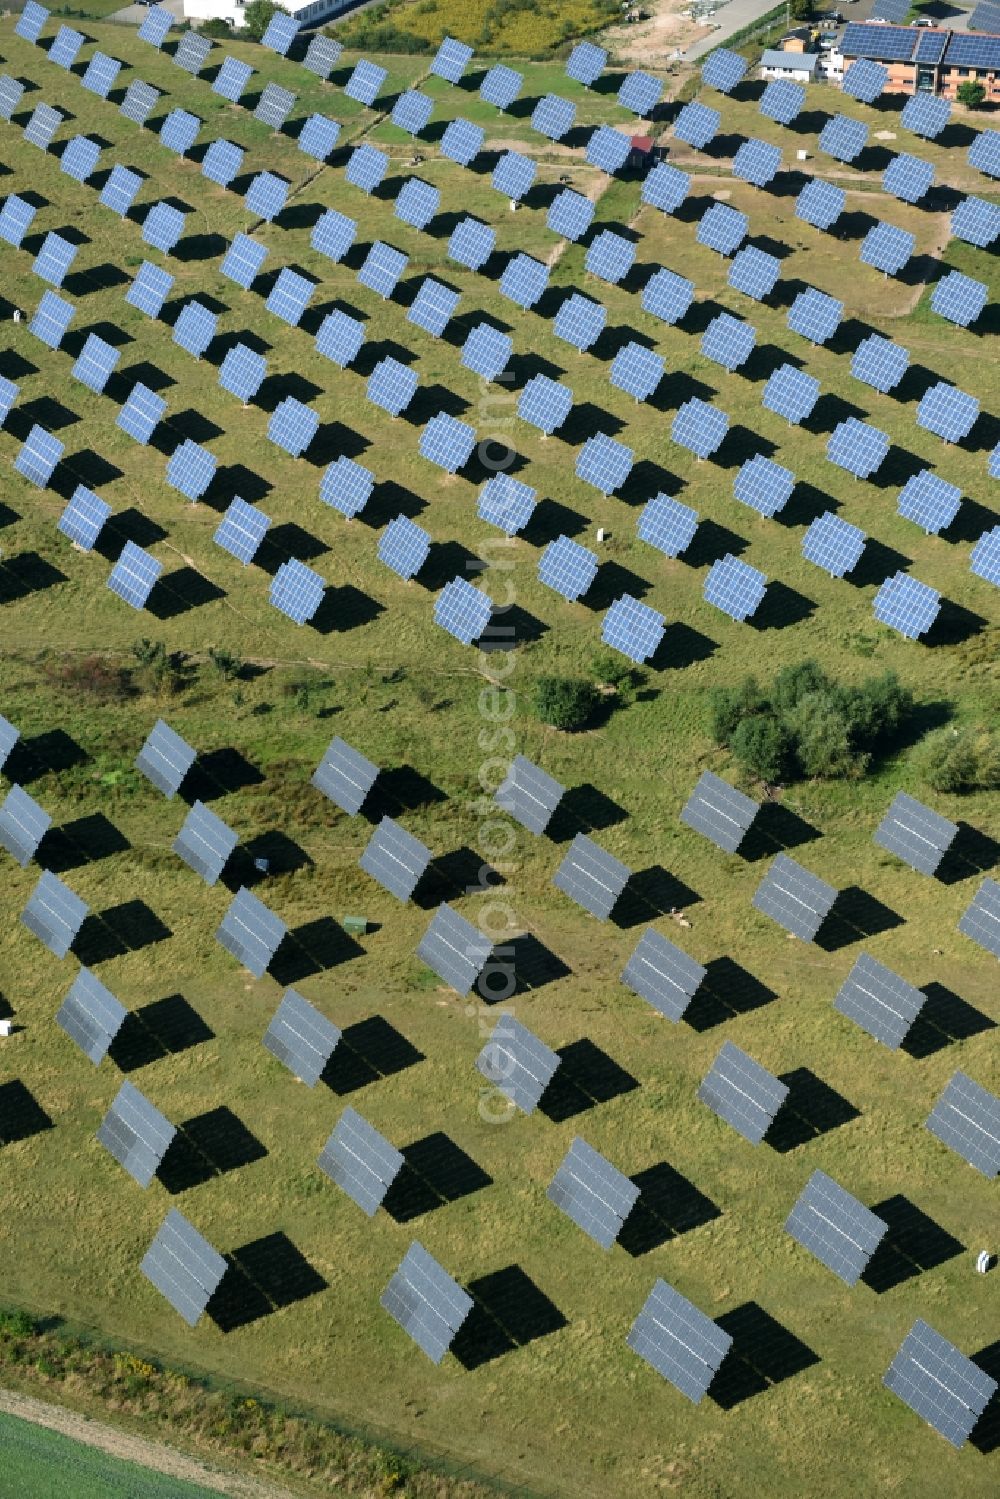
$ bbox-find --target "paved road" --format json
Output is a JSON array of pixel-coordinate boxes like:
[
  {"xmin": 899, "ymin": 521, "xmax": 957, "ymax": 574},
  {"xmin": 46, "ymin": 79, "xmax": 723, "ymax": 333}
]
[{"xmin": 109, "ymin": 0, "xmax": 183, "ymax": 25}]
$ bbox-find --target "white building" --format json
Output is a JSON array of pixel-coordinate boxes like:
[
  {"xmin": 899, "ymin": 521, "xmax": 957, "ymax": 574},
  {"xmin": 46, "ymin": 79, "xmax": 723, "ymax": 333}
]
[
  {"xmin": 758, "ymin": 49, "xmax": 822, "ymax": 82},
  {"xmin": 183, "ymin": 0, "xmax": 350, "ymax": 30}
]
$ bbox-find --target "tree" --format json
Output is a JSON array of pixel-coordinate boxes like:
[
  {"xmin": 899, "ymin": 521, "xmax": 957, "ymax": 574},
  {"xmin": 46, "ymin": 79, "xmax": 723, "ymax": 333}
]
[
  {"xmin": 772, "ymin": 659, "xmax": 830, "ymax": 716},
  {"xmin": 957, "ymin": 80, "xmax": 987, "ymax": 109},
  {"xmin": 731, "ymin": 714, "xmax": 794, "ymax": 784},
  {"xmin": 708, "ymin": 676, "xmax": 767, "ymax": 745},
  {"xmin": 531, "ymin": 677, "xmax": 598, "ymax": 731},
  {"xmin": 789, "ymin": 0, "xmax": 813, "ymax": 19},
  {"xmin": 243, "ymin": 0, "xmax": 286, "ymax": 42},
  {"xmin": 785, "ymin": 692, "xmax": 859, "ymax": 779},
  {"xmin": 838, "ymin": 671, "xmax": 913, "ymax": 751}
]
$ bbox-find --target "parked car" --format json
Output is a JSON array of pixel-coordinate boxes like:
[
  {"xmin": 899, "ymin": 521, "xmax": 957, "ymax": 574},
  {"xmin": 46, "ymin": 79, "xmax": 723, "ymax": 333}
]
[{"xmin": 915, "ymin": 15, "xmax": 935, "ymax": 22}]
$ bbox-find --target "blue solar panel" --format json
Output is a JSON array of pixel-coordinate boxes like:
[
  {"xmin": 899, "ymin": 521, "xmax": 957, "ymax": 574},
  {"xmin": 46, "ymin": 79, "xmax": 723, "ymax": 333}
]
[
  {"xmin": 435, "ymin": 578, "xmax": 492, "ymax": 644},
  {"xmin": 16, "ymin": 2, "xmax": 49, "ymax": 41},
  {"xmin": 478, "ymin": 475, "xmax": 536, "ymax": 536},
  {"xmin": 480, "ymin": 63, "xmax": 523, "ymax": 109},
  {"xmin": 142, "ymin": 201, "xmax": 185, "ymax": 252},
  {"xmin": 969, "ymin": 129, "xmax": 1000, "ymax": 178},
  {"xmin": 952, "ymin": 197, "xmax": 1000, "ymax": 249},
  {"xmin": 220, "ymin": 233, "xmax": 267, "ymax": 288},
  {"xmin": 120, "ymin": 80, "xmax": 159, "ymax": 125},
  {"xmin": 212, "ymin": 56, "xmax": 253, "ymax": 101},
  {"xmin": 0, "ymin": 196, "xmax": 35, "ymax": 246},
  {"xmin": 553, "ymin": 292, "xmax": 605, "ymax": 351},
  {"xmin": 701, "ymin": 48, "xmax": 747, "ymax": 94},
  {"xmin": 172, "ymin": 32, "xmax": 211, "ymax": 75},
  {"xmin": 117, "ymin": 383, "xmax": 166, "ymax": 444},
  {"xmin": 23, "ymin": 103, "xmax": 61, "ymax": 150},
  {"xmin": 970, "ymin": 526, "xmax": 1000, "ymax": 587},
  {"xmin": 883, "ymin": 152, "xmax": 934, "ymax": 204},
  {"xmin": 843, "ymin": 57, "xmax": 888, "ymax": 102},
  {"xmin": 819, "ymin": 113, "xmax": 868, "ymax": 163},
  {"xmin": 261, "ymin": 10, "xmax": 297, "ymax": 53},
  {"xmin": 672, "ymin": 398, "xmax": 729, "ymax": 458},
  {"xmin": 167, "ymin": 439, "xmax": 215, "ymax": 500},
  {"xmin": 316, "ymin": 310, "xmax": 365, "ymax": 368},
  {"xmin": 319, "ymin": 457, "xmax": 375, "ymax": 518},
  {"xmin": 642, "ymin": 268, "xmax": 694, "ymax": 325},
  {"xmin": 492, "ymin": 151, "xmax": 536, "ymax": 200},
  {"xmin": 214, "ymin": 498, "xmax": 269, "ymax": 564},
  {"xmin": 802, "ymin": 511, "xmax": 866, "ymax": 577},
  {"xmin": 205, "ymin": 149, "xmax": 246, "ymax": 206},
  {"xmin": 449, "ymin": 217, "xmax": 495, "ymax": 269},
  {"xmin": 566, "ymin": 40, "xmax": 606, "ymax": 84},
  {"xmin": 58, "ymin": 486, "xmax": 111, "ymax": 551},
  {"xmin": 391, "ymin": 89, "xmax": 434, "ymax": 137},
  {"xmin": 610, "ymin": 342, "xmax": 664, "ymax": 403},
  {"xmin": 500, "ymin": 253, "xmax": 548, "ymax": 309},
  {"xmin": 851, "ymin": 334, "xmax": 909, "ymax": 393},
  {"xmin": 245, "ymin": 172, "xmax": 288, "ymax": 222},
  {"xmin": 637, "ymin": 493, "xmax": 699, "ymax": 558},
  {"xmin": 298, "ymin": 113, "xmax": 339, "ymax": 161},
  {"xmin": 538, "ymin": 535, "xmax": 598, "ymax": 601},
  {"xmin": 431, "ymin": 35, "xmax": 473, "ymax": 82},
  {"xmin": 901, "ymin": 92, "xmax": 950, "ymax": 139},
  {"xmin": 217, "ymin": 341, "xmax": 265, "ymax": 401},
  {"xmin": 137, "ymin": 4, "xmax": 171, "ymax": 45},
  {"xmin": 618, "ymin": 70, "xmax": 662, "ymax": 115},
  {"xmin": 860, "ymin": 222, "xmax": 914, "ymax": 275},
  {"xmin": 873, "ymin": 572, "xmax": 940, "ymax": 639},
  {"xmin": 266, "ymin": 268, "xmax": 316, "ymax": 325},
  {"xmin": 357, "ymin": 242, "xmax": 407, "ymax": 299},
  {"xmin": 674, "ymin": 100, "xmax": 719, "ymax": 149},
  {"xmin": 733, "ymin": 138, "xmax": 781, "ymax": 187},
  {"xmin": 586, "ymin": 125, "xmax": 631, "ymax": 174},
  {"xmin": 14, "ymin": 425, "xmax": 63, "ymax": 486},
  {"xmin": 409, "ymin": 279, "xmax": 460, "ymax": 338},
  {"xmin": 462, "ymin": 323, "xmax": 512, "ymax": 382},
  {"xmin": 0, "ymin": 376, "xmax": 18, "ymax": 425},
  {"xmin": 32, "ymin": 232, "xmax": 77, "ymax": 287},
  {"xmin": 160, "ymin": 108, "xmax": 200, "ymax": 156},
  {"xmin": 917, "ymin": 383, "xmax": 979, "ymax": 443},
  {"xmin": 345, "ymin": 59, "xmax": 386, "ymax": 106},
  {"xmin": 60, "ymin": 135, "xmax": 100, "ymax": 184},
  {"xmin": 697, "ymin": 202, "xmax": 748, "ymax": 256},
  {"xmin": 108, "ymin": 541, "xmax": 162, "ymax": 608},
  {"xmin": 99, "ymin": 165, "xmax": 142, "ymax": 216},
  {"xmin": 733, "ymin": 455, "xmax": 794, "ymax": 517},
  {"xmin": 268, "ymin": 397, "xmax": 318, "ymax": 459},
  {"xmin": 585, "ymin": 230, "xmax": 635, "ymax": 285},
  {"xmin": 704, "ymin": 554, "xmax": 767, "ymax": 621},
  {"xmin": 931, "ymin": 271, "xmax": 988, "ymax": 328},
  {"xmin": 603, "ymin": 595, "xmax": 665, "ymax": 663},
  {"xmin": 787, "ymin": 287, "xmax": 843, "ymax": 344},
  {"xmin": 760, "ymin": 79, "xmax": 803, "ymax": 124},
  {"xmin": 271, "ymin": 560, "xmax": 325, "ymax": 624},
  {"xmin": 518, "ymin": 375, "xmax": 573, "ymax": 436},
  {"xmin": 0, "ymin": 76, "xmax": 24, "ymax": 122},
  {"xmin": 368, "ymin": 357, "xmax": 418, "ymax": 417},
  {"xmin": 346, "ymin": 144, "xmax": 389, "ymax": 194},
  {"xmin": 897, "ymin": 470, "xmax": 961, "ymax": 534},
  {"xmin": 728, "ymin": 245, "xmax": 780, "ymax": 302},
  {"xmin": 441, "ymin": 118, "xmax": 484, "ymax": 165},
  {"xmin": 29, "ymin": 291, "xmax": 74, "ymax": 349},
  {"xmin": 71, "ymin": 334, "xmax": 119, "ymax": 393},
  {"xmin": 420, "ymin": 413, "xmax": 477, "ymax": 474},
  {"xmin": 701, "ymin": 312, "xmax": 756, "ymax": 371},
  {"xmin": 379, "ymin": 515, "xmax": 431, "ymax": 580},
  {"xmin": 577, "ymin": 434, "xmax": 633, "ymax": 495},
  {"xmin": 532, "ymin": 93, "xmax": 575, "ymax": 141},
  {"xmin": 49, "ymin": 25, "xmax": 84, "ymax": 68},
  {"xmin": 390, "ymin": 182, "xmax": 437, "ymax": 238},
  {"xmin": 641, "ymin": 162, "xmax": 689, "ymax": 214},
  {"xmin": 172, "ymin": 301, "xmax": 216, "ymax": 359},
  {"xmin": 312, "ymin": 209, "xmax": 356, "ymax": 263},
  {"xmin": 990, "ymin": 444, "xmax": 1000, "ymax": 481},
  {"xmin": 81, "ymin": 52, "xmax": 121, "ymax": 99},
  {"xmin": 827, "ymin": 417, "xmax": 890, "ymax": 478},
  {"xmin": 548, "ymin": 189, "xmax": 594, "ymax": 240},
  {"xmin": 796, "ymin": 179, "xmax": 845, "ymax": 230},
  {"xmin": 255, "ymin": 83, "xmax": 295, "ymax": 129}
]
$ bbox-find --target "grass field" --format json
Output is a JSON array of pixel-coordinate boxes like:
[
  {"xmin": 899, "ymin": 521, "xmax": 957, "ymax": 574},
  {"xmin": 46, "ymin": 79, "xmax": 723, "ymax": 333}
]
[
  {"xmin": 0, "ymin": 1409, "xmax": 219, "ymax": 1497},
  {"xmin": 0, "ymin": 18, "xmax": 998, "ymax": 1499}
]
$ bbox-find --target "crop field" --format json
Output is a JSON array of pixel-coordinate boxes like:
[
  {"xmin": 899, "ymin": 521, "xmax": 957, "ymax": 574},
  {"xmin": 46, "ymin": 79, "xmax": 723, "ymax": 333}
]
[
  {"xmin": 0, "ymin": 15, "xmax": 998, "ymax": 1499},
  {"xmin": 0, "ymin": 1408, "xmax": 218, "ymax": 1496}
]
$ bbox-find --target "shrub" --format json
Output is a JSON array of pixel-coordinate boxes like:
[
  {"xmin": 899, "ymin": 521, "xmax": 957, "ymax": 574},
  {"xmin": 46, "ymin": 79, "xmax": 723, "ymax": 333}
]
[
  {"xmin": 198, "ymin": 17, "xmax": 233, "ymax": 35},
  {"xmin": 589, "ymin": 651, "xmax": 644, "ymax": 699},
  {"xmin": 731, "ymin": 714, "xmax": 795, "ymax": 784},
  {"xmin": 45, "ymin": 655, "xmax": 131, "ymax": 703},
  {"xmin": 243, "ymin": 0, "xmax": 287, "ymax": 41},
  {"xmin": 772, "ymin": 660, "xmax": 830, "ymax": 715},
  {"xmin": 207, "ymin": 647, "xmax": 243, "ymax": 681},
  {"xmin": 838, "ymin": 671, "xmax": 914, "ymax": 751},
  {"xmin": 531, "ymin": 676, "xmax": 598, "ymax": 730},
  {"xmin": 784, "ymin": 692, "xmax": 859, "ymax": 780},
  {"xmin": 913, "ymin": 726, "xmax": 1000, "ymax": 793},
  {"xmin": 708, "ymin": 676, "xmax": 767, "ymax": 745},
  {"xmin": 957, "ymin": 79, "xmax": 987, "ymax": 108}
]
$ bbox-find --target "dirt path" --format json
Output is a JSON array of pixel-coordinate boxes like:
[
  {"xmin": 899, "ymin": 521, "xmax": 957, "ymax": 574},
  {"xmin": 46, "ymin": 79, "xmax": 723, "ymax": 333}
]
[{"xmin": 0, "ymin": 1387, "xmax": 298, "ymax": 1499}]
